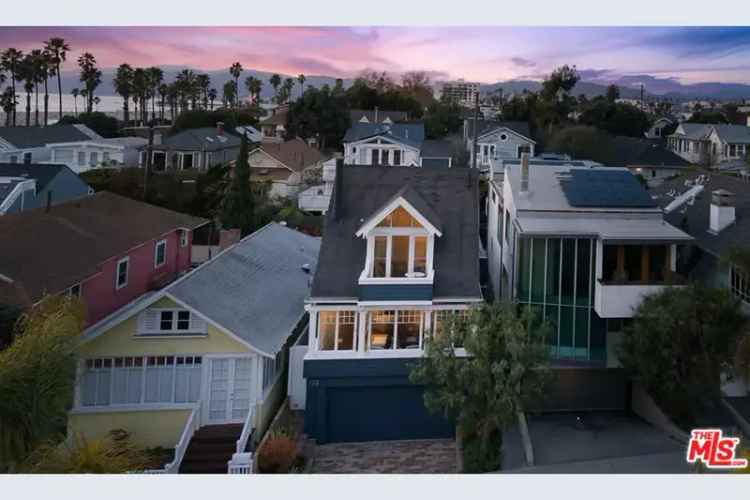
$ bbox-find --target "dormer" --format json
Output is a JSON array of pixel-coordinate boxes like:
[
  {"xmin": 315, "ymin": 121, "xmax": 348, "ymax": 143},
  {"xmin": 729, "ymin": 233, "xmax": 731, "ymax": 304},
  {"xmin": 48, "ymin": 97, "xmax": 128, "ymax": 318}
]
[{"xmin": 356, "ymin": 187, "xmax": 442, "ymax": 288}]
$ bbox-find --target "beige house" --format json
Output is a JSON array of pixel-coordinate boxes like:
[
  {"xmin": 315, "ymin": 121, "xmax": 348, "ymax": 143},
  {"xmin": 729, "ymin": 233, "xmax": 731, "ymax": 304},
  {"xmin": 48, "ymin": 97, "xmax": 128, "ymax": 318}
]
[{"xmin": 248, "ymin": 138, "xmax": 326, "ymax": 199}]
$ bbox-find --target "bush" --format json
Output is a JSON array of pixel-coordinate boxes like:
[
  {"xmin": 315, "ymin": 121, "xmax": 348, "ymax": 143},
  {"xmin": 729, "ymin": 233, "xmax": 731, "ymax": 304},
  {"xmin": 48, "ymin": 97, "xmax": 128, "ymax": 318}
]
[
  {"xmin": 462, "ymin": 430, "xmax": 503, "ymax": 473},
  {"xmin": 257, "ymin": 432, "xmax": 297, "ymax": 473}
]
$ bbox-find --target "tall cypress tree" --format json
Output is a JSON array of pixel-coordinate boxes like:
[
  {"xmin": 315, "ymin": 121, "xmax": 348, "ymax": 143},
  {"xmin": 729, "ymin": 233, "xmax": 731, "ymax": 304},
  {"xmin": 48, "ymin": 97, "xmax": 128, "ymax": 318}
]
[{"xmin": 220, "ymin": 136, "xmax": 255, "ymax": 236}]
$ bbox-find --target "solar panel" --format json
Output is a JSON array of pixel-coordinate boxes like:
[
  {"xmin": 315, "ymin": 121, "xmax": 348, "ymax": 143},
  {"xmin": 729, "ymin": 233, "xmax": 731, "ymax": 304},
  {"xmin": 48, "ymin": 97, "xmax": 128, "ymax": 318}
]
[{"xmin": 560, "ymin": 169, "xmax": 657, "ymax": 208}]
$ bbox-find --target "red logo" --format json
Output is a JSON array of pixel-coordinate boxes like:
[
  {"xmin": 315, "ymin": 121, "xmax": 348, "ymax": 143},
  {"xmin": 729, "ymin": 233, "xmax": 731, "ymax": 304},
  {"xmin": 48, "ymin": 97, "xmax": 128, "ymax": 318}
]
[{"xmin": 686, "ymin": 429, "xmax": 748, "ymax": 469}]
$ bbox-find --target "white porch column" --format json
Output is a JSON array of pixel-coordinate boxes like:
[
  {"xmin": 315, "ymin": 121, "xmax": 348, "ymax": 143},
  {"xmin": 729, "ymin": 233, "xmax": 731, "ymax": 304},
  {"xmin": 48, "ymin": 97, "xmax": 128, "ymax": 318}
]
[
  {"xmin": 309, "ymin": 310, "xmax": 319, "ymax": 352},
  {"xmin": 670, "ymin": 244, "xmax": 677, "ymax": 272},
  {"xmin": 595, "ymin": 239, "xmax": 604, "ymax": 281},
  {"xmin": 356, "ymin": 309, "xmax": 367, "ymax": 354}
]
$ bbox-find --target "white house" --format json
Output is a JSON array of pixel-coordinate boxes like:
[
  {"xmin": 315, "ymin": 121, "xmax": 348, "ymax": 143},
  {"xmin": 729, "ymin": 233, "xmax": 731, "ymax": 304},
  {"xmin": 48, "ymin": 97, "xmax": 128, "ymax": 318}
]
[
  {"xmin": 0, "ymin": 124, "xmax": 101, "ymax": 165},
  {"xmin": 644, "ymin": 117, "xmax": 674, "ymax": 139},
  {"xmin": 667, "ymin": 122, "xmax": 750, "ymax": 166},
  {"xmin": 342, "ymin": 122, "xmax": 454, "ymax": 168},
  {"xmin": 463, "ymin": 119, "xmax": 535, "ymax": 168},
  {"xmin": 47, "ymin": 137, "xmax": 147, "ymax": 173}
]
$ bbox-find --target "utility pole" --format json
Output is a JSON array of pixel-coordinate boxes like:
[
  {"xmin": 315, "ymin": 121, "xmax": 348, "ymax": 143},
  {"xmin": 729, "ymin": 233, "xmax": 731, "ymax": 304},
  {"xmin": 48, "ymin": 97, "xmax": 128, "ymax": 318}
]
[
  {"xmin": 471, "ymin": 91, "xmax": 479, "ymax": 170},
  {"xmin": 144, "ymin": 121, "xmax": 154, "ymax": 200}
]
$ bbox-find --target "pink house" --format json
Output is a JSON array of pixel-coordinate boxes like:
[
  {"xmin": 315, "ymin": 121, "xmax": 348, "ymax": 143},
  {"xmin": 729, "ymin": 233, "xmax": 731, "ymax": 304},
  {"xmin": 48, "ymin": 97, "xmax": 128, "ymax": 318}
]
[{"xmin": 0, "ymin": 192, "xmax": 208, "ymax": 325}]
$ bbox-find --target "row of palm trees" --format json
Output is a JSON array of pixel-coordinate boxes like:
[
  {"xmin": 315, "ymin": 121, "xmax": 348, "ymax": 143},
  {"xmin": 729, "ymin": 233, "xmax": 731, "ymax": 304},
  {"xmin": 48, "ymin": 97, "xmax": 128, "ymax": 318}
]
[{"xmin": 0, "ymin": 38, "xmax": 70, "ymax": 127}]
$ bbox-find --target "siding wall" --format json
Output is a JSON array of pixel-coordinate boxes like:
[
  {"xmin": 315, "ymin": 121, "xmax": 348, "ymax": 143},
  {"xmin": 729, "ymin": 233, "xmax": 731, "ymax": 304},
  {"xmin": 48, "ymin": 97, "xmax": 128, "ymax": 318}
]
[{"xmin": 68, "ymin": 409, "xmax": 192, "ymax": 449}]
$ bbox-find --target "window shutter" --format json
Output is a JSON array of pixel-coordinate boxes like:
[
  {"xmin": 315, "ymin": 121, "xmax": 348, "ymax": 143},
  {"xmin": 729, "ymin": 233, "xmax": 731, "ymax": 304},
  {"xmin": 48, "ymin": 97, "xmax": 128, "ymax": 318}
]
[{"xmin": 139, "ymin": 310, "xmax": 159, "ymax": 334}]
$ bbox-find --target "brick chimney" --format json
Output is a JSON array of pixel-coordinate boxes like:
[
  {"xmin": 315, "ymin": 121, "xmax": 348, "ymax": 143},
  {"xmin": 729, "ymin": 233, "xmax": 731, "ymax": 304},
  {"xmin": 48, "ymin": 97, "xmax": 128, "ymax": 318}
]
[
  {"xmin": 709, "ymin": 189, "xmax": 735, "ymax": 234},
  {"xmin": 219, "ymin": 228, "xmax": 241, "ymax": 249},
  {"xmin": 216, "ymin": 122, "xmax": 225, "ymax": 136}
]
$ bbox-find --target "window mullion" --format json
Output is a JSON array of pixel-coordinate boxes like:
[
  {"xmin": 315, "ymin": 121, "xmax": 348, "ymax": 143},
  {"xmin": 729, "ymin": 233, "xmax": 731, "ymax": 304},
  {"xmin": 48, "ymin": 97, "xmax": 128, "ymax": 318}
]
[
  {"xmin": 393, "ymin": 311, "xmax": 398, "ymax": 349},
  {"xmin": 386, "ymin": 236, "xmax": 392, "ymax": 277}
]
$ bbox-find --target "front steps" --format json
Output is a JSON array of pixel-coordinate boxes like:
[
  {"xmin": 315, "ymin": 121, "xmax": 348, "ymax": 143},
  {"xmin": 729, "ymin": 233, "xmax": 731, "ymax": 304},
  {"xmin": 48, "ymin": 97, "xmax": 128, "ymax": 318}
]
[{"xmin": 180, "ymin": 424, "xmax": 243, "ymax": 474}]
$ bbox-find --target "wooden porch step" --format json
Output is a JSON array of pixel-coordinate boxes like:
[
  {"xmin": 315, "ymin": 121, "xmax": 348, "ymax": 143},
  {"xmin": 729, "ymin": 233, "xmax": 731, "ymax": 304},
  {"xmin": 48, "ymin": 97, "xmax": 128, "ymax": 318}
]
[{"xmin": 179, "ymin": 424, "xmax": 243, "ymax": 474}]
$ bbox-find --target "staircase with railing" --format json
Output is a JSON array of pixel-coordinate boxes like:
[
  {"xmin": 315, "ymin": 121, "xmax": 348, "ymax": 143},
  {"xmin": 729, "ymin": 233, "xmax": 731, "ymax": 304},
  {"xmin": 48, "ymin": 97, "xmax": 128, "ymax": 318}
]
[
  {"xmin": 227, "ymin": 407, "xmax": 256, "ymax": 473},
  {"xmin": 142, "ymin": 401, "xmax": 202, "ymax": 474}
]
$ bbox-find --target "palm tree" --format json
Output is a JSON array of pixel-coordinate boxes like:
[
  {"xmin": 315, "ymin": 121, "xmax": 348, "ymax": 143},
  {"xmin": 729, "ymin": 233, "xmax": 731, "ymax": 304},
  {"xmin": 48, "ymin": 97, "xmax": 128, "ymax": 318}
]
[
  {"xmin": 281, "ymin": 77, "xmax": 295, "ymax": 104},
  {"xmin": 71, "ymin": 88, "xmax": 79, "ymax": 117},
  {"xmin": 1, "ymin": 48, "xmax": 23, "ymax": 126},
  {"xmin": 77, "ymin": 52, "xmax": 101, "ymax": 114},
  {"xmin": 131, "ymin": 68, "xmax": 148, "ymax": 125},
  {"xmin": 222, "ymin": 80, "xmax": 235, "ymax": 109},
  {"xmin": 19, "ymin": 55, "xmax": 35, "ymax": 126},
  {"xmin": 167, "ymin": 82, "xmax": 179, "ymax": 123},
  {"xmin": 245, "ymin": 76, "xmax": 262, "ymax": 104},
  {"xmin": 1, "ymin": 87, "xmax": 17, "ymax": 126},
  {"xmin": 40, "ymin": 50, "xmax": 52, "ymax": 126},
  {"xmin": 175, "ymin": 69, "xmax": 197, "ymax": 113},
  {"xmin": 29, "ymin": 50, "xmax": 46, "ymax": 126},
  {"xmin": 113, "ymin": 64, "xmax": 134, "ymax": 125},
  {"xmin": 158, "ymin": 83, "xmax": 168, "ymax": 122},
  {"xmin": 208, "ymin": 88, "xmax": 217, "ymax": 110},
  {"xmin": 297, "ymin": 74, "xmax": 306, "ymax": 99},
  {"xmin": 269, "ymin": 73, "xmax": 281, "ymax": 99},
  {"xmin": 147, "ymin": 67, "xmax": 163, "ymax": 122},
  {"xmin": 44, "ymin": 37, "xmax": 70, "ymax": 122},
  {"xmin": 196, "ymin": 73, "xmax": 210, "ymax": 109},
  {"xmin": 229, "ymin": 62, "xmax": 243, "ymax": 109}
]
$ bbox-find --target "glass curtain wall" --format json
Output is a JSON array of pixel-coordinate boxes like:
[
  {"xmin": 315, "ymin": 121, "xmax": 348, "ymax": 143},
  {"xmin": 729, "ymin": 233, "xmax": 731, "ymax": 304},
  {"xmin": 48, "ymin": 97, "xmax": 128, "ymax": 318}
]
[{"xmin": 517, "ymin": 237, "xmax": 606, "ymax": 362}]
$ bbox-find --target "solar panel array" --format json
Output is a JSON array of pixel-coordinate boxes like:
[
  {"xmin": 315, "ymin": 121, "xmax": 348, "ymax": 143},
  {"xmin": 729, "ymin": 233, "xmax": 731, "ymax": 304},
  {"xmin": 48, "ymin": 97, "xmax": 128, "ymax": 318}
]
[{"xmin": 560, "ymin": 169, "xmax": 657, "ymax": 208}]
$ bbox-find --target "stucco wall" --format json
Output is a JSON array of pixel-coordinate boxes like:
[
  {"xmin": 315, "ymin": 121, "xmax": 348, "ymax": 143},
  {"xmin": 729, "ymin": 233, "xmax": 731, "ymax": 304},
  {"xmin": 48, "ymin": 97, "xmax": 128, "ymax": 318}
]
[{"xmin": 68, "ymin": 409, "xmax": 191, "ymax": 449}]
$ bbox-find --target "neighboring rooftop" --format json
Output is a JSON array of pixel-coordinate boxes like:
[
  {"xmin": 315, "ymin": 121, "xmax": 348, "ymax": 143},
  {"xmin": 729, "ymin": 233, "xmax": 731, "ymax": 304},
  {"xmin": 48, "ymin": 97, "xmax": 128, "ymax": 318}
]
[
  {"xmin": 0, "ymin": 124, "xmax": 101, "ymax": 149},
  {"xmin": 670, "ymin": 123, "xmax": 710, "ymax": 140},
  {"xmin": 46, "ymin": 136, "xmax": 148, "ymax": 147},
  {"xmin": 712, "ymin": 124, "xmax": 750, "ymax": 144},
  {"xmin": 560, "ymin": 169, "xmax": 659, "ymax": 208},
  {"xmin": 168, "ymin": 223, "xmax": 320, "ymax": 355},
  {"xmin": 0, "ymin": 192, "xmax": 208, "ymax": 308},
  {"xmin": 605, "ymin": 136, "xmax": 691, "ymax": 169},
  {"xmin": 654, "ymin": 173, "xmax": 750, "ymax": 256},
  {"xmin": 153, "ymin": 127, "xmax": 242, "ymax": 151},
  {"xmin": 259, "ymin": 105, "xmax": 289, "ymax": 126},
  {"xmin": 350, "ymin": 109, "xmax": 408, "ymax": 124},
  {"xmin": 465, "ymin": 119, "xmax": 533, "ymax": 141},
  {"xmin": 0, "ymin": 163, "xmax": 82, "ymax": 192},
  {"xmin": 311, "ymin": 165, "xmax": 481, "ymax": 300},
  {"xmin": 254, "ymin": 138, "xmax": 325, "ymax": 171},
  {"xmin": 343, "ymin": 122, "xmax": 425, "ymax": 149}
]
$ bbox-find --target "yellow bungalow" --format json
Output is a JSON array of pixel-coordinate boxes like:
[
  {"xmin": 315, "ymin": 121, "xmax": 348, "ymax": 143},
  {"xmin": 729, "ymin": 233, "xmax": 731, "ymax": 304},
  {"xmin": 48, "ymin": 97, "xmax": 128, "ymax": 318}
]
[{"xmin": 68, "ymin": 223, "xmax": 320, "ymax": 473}]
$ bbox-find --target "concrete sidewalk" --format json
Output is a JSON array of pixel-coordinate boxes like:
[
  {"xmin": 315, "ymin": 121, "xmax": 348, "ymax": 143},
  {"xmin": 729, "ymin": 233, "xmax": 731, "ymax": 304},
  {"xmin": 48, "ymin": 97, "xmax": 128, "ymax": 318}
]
[{"xmin": 504, "ymin": 451, "xmax": 689, "ymax": 474}]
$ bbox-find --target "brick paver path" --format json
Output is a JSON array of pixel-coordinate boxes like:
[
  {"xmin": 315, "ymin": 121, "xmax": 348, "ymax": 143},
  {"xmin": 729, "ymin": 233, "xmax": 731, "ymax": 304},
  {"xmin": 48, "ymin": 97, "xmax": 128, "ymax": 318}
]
[{"xmin": 310, "ymin": 439, "xmax": 458, "ymax": 473}]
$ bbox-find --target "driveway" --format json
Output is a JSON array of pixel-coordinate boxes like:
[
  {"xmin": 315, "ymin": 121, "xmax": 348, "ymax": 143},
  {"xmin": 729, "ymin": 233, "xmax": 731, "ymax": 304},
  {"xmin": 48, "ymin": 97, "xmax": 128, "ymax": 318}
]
[
  {"xmin": 503, "ymin": 412, "xmax": 688, "ymax": 473},
  {"xmin": 310, "ymin": 439, "xmax": 458, "ymax": 473}
]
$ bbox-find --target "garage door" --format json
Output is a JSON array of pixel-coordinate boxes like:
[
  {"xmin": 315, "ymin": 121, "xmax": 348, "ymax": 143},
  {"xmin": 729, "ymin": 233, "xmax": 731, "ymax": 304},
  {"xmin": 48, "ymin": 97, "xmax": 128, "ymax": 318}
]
[
  {"xmin": 325, "ymin": 385, "xmax": 454, "ymax": 443},
  {"xmin": 529, "ymin": 368, "xmax": 629, "ymax": 412}
]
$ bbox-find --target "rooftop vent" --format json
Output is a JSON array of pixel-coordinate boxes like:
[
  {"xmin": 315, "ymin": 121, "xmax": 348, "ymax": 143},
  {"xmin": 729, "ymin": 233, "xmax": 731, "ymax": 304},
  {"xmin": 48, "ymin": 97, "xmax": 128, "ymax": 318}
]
[{"xmin": 301, "ymin": 263, "xmax": 311, "ymax": 274}]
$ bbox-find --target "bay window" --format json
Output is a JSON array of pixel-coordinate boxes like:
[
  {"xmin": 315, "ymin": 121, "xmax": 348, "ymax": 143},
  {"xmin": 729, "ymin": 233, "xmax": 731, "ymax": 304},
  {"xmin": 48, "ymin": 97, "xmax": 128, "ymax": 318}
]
[
  {"xmin": 81, "ymin": 355, "xmax": 202, "ymax": 407},
  {"xmin": 318, "ymin": 311, "xmax": 356, "ymax": 351}
]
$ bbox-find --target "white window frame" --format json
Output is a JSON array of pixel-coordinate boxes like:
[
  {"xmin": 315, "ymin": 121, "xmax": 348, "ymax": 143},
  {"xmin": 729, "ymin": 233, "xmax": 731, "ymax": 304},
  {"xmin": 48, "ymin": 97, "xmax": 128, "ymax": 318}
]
[
  {"xmin": 138, "ymin": 308, "xmax": 207, "ymax": 336},
  {"xmin": 367, "ymin": 231, "xmax": 431, "ymax": 279},
  {"xmin": 115, "ymin": 256, "xmax": 129, "ymax": 290},
  {"xmin": 367, "ymin": 309, "xmax": 424, "ymax": 351},
  {"xmin": 154, "ymin": 239, "xmax": 167, "ymax": 268},
  {"xmin": 317, "ymin": 310, "xmax": 357, "ymax": 352}
]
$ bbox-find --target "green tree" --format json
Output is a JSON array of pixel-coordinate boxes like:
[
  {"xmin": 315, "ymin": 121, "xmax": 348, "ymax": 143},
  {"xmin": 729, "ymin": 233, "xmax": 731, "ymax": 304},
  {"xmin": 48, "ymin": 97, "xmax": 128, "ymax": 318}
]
[
  {"xmin": 619, "ymin": 284, "xmax": 748, "ymax": 428},
  {"xmin": 245, "ymin": 76, "xmax": 262, "ymax": 103},
  {"xmin": 229, "ymin": 62, "xmax": 243, "ymax": 109},
  {"xmin": 222, "ymin": 80, "xmax": 236, "ymax": 109},
  {"xmin": 424, "ymin": 100, "xmax": 463, "ymax": 139},
  {"xmin": 58, "ymin": 112, "xmax": 119, "ymax": 138},
  {"xmin": 113, "ymin": 63, "xmax": 134, "ymax": 125},
  {"xmin": 688, "ymin": 110, "xmax": 728, "ymax": 124},
  {"xmin": 0, "ymin": 295, "xmax": 85, "ymax": 471},
  {"xmin": 606, "ymin": 84, "xmax": 620, "ymax": 103},
  {"xmin": 297, "ymin": 74, "xmax": 306, "ymax": 99},
  {"xmin": 269, "ymin": 73, "xmax": 282, "ymax": 98},
  {"xmin": 286, "ymin": 84, "xmax": 350, "ymax": 150},
  {"xmin": 77, "ymin": 52, "xmax": 101, "ymax": 114},
  {"xmin": 578, "ymin": 99, "xmax": 651, "ymax": 137},
  {"xmin": 70, "ymin": 87, "xmax": 79, "ymax": 117},
  {"xmin": 43, "ymin": 37, "xmax": 70, "ymax": 122},
  {"xmin": 1, "ymin": 48, "xmax": 23, "ymax": 126},
  {"xmin": 409, "ymin": 302, "xmax": 549, "ymax": 472},
  {"xmin": 220, "ymin": 136, "xmax": 255, "ymax": 235}
]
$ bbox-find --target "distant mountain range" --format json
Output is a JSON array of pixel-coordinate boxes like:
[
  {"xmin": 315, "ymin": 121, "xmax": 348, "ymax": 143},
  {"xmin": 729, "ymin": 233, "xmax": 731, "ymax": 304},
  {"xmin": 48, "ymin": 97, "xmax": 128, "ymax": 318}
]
[{"xmin": 50, "ymin": 66, "xmax": 750, "ymax": 103}]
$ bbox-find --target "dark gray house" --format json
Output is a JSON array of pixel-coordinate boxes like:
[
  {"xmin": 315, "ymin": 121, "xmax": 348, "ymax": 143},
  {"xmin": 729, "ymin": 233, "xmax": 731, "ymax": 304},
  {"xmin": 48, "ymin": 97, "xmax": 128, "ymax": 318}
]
[
  {"xmin": 139, "ymin": 124, "xmax": 241, "ymax": 171},
  {"xmin": 0, "ymin": 163, "xmax": 92, "ymax": 215},
  {"xmin": 303, "ymin": 165, "xmax": 482, "ymax": 443}
]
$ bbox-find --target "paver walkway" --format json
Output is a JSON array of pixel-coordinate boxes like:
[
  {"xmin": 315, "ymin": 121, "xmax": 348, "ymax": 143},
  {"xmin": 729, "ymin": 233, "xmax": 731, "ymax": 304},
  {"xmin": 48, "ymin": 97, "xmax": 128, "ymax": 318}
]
[{"xmin": 310, "ymin": 439, "xmax": 458, "ymax": 473}]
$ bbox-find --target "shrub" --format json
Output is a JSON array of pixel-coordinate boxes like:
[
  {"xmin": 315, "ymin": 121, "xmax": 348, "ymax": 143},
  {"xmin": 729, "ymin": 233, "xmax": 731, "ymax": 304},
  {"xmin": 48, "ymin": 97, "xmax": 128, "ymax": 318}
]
[{"xmin": 257, "ymin": 432, "xmax": 297, "ymax": 473}]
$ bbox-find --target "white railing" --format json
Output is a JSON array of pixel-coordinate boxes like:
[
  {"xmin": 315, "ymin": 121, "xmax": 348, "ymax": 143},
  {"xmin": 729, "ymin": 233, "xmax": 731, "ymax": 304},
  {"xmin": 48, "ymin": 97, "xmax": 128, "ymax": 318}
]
[
  {"xmin": 142, "ymin": 401, "xmax": 202, "ymax": 474},
  {"xmin": 227, "ymin": 407, "xmax": 255, "ymax": 474}
]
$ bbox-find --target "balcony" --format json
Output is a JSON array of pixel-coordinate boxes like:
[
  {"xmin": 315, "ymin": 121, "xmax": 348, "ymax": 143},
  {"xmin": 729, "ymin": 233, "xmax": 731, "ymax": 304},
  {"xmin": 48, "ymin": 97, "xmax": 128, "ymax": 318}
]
[{"xmin": 595, "ymin": 243, "xmax": 685, "ymax": 318}]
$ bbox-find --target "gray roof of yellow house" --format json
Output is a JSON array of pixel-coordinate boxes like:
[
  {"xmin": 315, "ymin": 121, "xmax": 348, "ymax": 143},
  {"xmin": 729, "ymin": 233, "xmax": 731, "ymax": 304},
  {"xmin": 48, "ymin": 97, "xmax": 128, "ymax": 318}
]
[{"xmin": 168, "ymin": 223, "xmax": 320, "ymax": 355}]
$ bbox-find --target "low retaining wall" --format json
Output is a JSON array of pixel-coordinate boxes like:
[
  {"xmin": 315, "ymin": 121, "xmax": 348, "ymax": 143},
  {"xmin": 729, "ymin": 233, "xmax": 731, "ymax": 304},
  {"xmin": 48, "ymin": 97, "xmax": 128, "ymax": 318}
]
[{"xmin": 631, "ymin": 381, "xmax": 689, "ymax": 443}]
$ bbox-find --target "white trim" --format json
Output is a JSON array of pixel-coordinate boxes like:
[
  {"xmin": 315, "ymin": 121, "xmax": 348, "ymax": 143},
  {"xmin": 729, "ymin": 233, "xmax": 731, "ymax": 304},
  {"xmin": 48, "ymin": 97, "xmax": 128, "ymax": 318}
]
[
  {"xmin": 355, "ymin": 196, "xmax": 442, "ymax": 238},
  {"xmin": 477, "ymin": 126, "xmax": 536, "ymax": 145},
  {"xmin": 154, "ymin": 239, "xmax": 167, "ymax": 269},
  {"xmin": 70, "ymin": 403, "xmax": 197, "ymax": 415},
  {"xmin": 248, "ymin": 147, "xmax": 296, "ymax": 173},
  {"xmin": 115, "ymin": 256, "xmax": 130, "ymax": 290}
]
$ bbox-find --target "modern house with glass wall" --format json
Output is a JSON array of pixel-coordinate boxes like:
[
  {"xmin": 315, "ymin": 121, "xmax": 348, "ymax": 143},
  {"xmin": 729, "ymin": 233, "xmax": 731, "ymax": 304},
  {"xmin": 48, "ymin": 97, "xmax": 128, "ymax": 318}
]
[
  {"xmin": 486, "ymin": 156, "xmax": 692, "ymax": 407},
  {"xmin": 303, "ymin": 164, "xmax": 482, "ymax": 443}
]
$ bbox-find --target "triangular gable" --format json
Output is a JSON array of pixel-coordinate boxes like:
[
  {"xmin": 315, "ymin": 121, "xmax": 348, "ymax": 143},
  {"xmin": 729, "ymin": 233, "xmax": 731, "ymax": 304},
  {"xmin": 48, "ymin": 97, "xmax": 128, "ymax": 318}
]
[
  {"xmin": 350, "ymin": 133, "xmax": 420, "ymax": 150},
  {"xmin": 478, "ymin": 126, "xmax": 536, "ymax": 144},
  {"xmin": 355, "ymin": 186, "xmax": 443, "ymax": 237},
  {"xmin": 248, "ymin": 147, "xmax": 296, "ymax": 173}
]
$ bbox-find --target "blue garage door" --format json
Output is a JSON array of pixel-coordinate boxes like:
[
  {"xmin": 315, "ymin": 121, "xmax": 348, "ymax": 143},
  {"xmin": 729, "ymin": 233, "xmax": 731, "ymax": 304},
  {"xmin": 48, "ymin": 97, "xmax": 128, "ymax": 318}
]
[{"xmin": 326, "ymin": 385, "xmax": 454, "ymax": 443}]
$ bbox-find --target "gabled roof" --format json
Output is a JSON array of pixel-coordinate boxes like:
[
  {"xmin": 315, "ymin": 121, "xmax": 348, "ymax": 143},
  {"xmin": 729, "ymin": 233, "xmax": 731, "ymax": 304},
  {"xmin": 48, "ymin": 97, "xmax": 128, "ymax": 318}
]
[
  {"xmin": 83, "ymin": 223, "xmax": 320, "ymax": 357},
  {"xmin": 154, "ymin": 128, "xmax": 242, "ymax": 152},
  {"xmin": 711, "ymin": 124, "xmax": 750, "ymax": 144},
  {"xmin": 356, "ymin": 184, "xmax": 443, "ymax": 237},
  {"xmin": 465, "ymin": 120, "xmax": 534, "ymax": 142},
  {"xmin": 0, "ymin": 192, "xmax": 208, "ymax": 308},
  {"xmin": 0, "ymin": 163, "xmax": 86, "ymax": 192},
  {"xmin": 311, "ymin": 166, "xmax": 481, "ymax": 301},
  {"xmin": 350, "ymin": 109, "xmax": 408, "ymax": 124},
  {"xmin": 604, "ymin": 136, "xmax": 691, "ymax": 169},
  {"xmin": 253, "ymin": 138, "xmax": 325, "ymax": 172},
  {"xmin": 0, "ymin": 124, "xmax": 101, "ymax": 149},
  {"xmin": 672, "ymin": 123, "xmax": 712, "ymax": 140},
  {"xmin": 343, "ymin": 122, "xmax": 425, "ymax": 149}
]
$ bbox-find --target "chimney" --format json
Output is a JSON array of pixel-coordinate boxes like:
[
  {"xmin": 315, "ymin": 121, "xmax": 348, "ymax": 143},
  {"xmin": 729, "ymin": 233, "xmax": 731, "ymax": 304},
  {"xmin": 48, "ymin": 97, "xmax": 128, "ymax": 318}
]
[
  {"xmin": 332, "ymin": 158, "xmax": 343, "ymax": 221},
  {"xmin": 709, "ymin": 189, "xmax": 735, "ymax": 233},
  {"xmin": 216, "ymin": 122, "xmax": 225, "ymax": 136},
  {"xmin": 219, "ymin": 228, "xmax": 241, "ymax": 249},
  {"xmin": 520, "ymin": 153, "xmax": 530, "ymax": 194}
]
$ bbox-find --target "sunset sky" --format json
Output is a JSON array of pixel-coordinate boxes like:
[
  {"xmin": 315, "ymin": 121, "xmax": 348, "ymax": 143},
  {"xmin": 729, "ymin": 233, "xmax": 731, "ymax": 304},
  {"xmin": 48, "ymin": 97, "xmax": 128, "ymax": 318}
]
[{"xmin": 2, "ymin": 26, "xmax": 750, "ymax": 85}]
